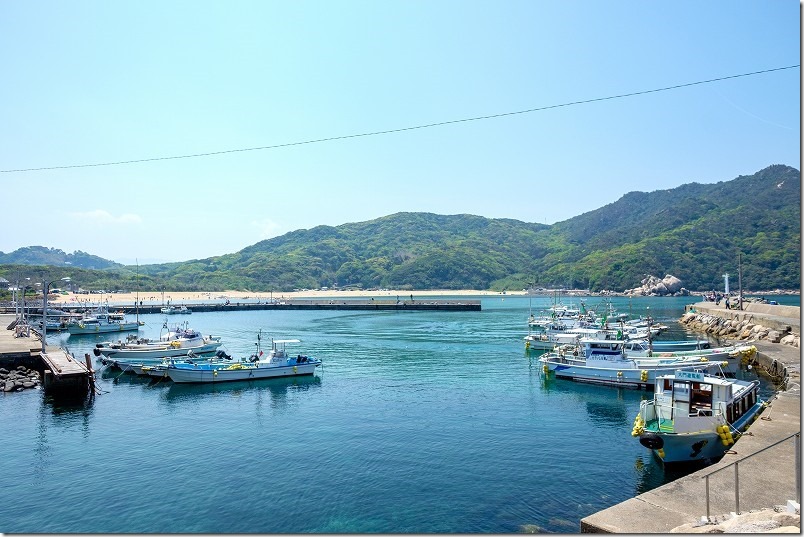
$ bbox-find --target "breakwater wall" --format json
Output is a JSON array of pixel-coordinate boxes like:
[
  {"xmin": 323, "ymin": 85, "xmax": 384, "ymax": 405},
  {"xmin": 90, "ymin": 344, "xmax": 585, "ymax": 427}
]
[
  {"xmin": 682, "ymin": 302, "xmax": 800, "ymax": 347},
  {"xmin": 681, "ymin": 302, "xmax": 799, "ymax": 387},
  {"xmin": 0, "ymin": 299, "xmax": 481, "ymax": 315}
]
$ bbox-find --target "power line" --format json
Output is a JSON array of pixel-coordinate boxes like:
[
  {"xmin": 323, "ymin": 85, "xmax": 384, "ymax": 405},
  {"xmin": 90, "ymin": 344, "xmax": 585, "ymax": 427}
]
[{"xmin": 1, "ymin": 64, "xmax": 798, "ymax": 173}]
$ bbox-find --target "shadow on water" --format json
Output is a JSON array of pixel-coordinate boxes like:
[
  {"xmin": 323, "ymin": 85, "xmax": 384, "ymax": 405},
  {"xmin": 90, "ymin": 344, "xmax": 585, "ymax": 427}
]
[
  {"xmin": 42, "ymin": 391, "xmax": 95, "ymax": 416},
  {"xmin": 634, "ymin": 454, "xmax": 713, "ymax": 495},
  {"xmin": 161, "ymin": 373, "xmax": 322, "ymax": 403},
  {"xmin": 97, "ymin": 366, "xmax": 152, "ymax": 384}
]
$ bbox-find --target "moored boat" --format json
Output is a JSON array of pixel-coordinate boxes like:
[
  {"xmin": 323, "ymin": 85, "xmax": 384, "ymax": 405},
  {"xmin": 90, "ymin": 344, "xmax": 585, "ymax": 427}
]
[
  {"xmin": 633, "ymin": 369, "xmax": 765, "ymax": 464},
  {"xmin": 167, "ymin": 337, "xmax": 320, "ymax": 383},
  {"xmin": 620, "ymin": 340, "xmax": 754, "ymax": 371},
  {"xmin": 538, "ymin": 339, "xmax": 732, "ymax": 389},
  {"xmin": 161, "ymin": 305, "xmax": 192, "ymax": 314},
  {"xmin": 637, "ymin": 339, "xmax": 711, "ymax": 352},
  {"xmin": 66, "ymin": 306, "xmax": 143, "ymax": 335},
  {"xmin": 524, "ymin": 326, "xmax": 622, "ymax": 352},
  {"xmin": 113, "ymin": 349, "xmax": 235, "ymax": 376},
  {"xmin": 93, "ymin": 322, "xmax": 222, "ymax": 361}
]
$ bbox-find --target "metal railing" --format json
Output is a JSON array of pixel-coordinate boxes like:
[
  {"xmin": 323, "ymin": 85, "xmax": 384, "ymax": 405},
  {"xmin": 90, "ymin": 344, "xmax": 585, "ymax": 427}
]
[{"xmin": 701, "ymin": 431, "xmax": 800, "ymax": 518}]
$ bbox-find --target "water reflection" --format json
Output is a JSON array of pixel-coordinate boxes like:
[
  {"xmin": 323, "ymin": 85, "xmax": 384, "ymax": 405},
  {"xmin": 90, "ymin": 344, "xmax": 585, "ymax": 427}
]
[
  {"xmin": 161, "ymin": 373, "xmax": 322, "ymax": 404},
  {"xmin": 633, "ymin": 453, "xmax": 712, "ymax": 495},
  {"xmin": 585, "ymin": 400, "xmax": 630, "ymax": 427}
]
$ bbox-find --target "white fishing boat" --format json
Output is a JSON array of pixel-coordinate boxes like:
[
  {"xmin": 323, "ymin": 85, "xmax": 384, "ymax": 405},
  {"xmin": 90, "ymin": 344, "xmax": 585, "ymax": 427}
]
[
  {"xmin": 113, "ymin": 349, "xmax": 234, "ymax": 376},
  {"xmin": 626, "ymin": 339, "xmax": 711, "ymax": 352},
  {"xmin": 93, "ymin": 322, "xmax": 222, "ymax": 362},
  {"xmin": 538, "ymin": 338, "xmax": 731, "ymax": 389},
  {"xmin": 620, "ymin": 340, "xmax": 753, "ymax": 368},
  {"xmin": 66, "ymin": 306, "xmax": 143, "ymax": 335},
  {"xmin": 161, "ymin": 305, "xmax": 192, "ymax": 314},
  {"xmin": 524, "ymin": 326, "xmax": 622, "ymax": 352},
  {"xmin": 167, "ymin": 337, "xmax": 321, "ymax": 384},
  {"xmin": 633, "ymin": 369, "xmax": 765, "ymax": 464}
]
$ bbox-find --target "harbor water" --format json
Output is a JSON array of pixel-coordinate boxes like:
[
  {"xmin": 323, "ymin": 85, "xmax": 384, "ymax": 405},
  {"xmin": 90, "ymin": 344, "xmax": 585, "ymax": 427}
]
[{"xmin": 0, "ymin": 295, "xmax": 792, "ymax": 533}]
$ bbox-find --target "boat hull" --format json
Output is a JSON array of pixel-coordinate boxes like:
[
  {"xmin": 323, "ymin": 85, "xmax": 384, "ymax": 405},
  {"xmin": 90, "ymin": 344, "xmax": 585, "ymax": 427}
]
[
  {"xmin": 167, "ymin": 362, "xmax": 319, "ymax": 383},
  {"xmin": 543, "ymin": 360, "xmax": 723, "ymax": 389},
  {"xmin": 641, "ymin": 402, "xmax": 765, "ymax": 463},
  {"xmin": 67, "ymin": 322, "xmax": 142, "ymax": 334},
  {"xmin": 98, "ymin": 341, "xmax": 222, "ymax": 361}
]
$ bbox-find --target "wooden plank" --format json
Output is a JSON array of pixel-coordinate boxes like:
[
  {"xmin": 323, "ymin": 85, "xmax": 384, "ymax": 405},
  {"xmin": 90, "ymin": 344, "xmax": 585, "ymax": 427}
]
[{"xmin": 40, "ymin": 351, "xmax": 89, "ymax": 377}]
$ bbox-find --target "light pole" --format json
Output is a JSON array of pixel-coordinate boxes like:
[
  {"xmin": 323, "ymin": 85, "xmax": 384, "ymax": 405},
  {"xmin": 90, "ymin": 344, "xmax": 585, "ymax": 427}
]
[
  {"xmin": 21, "ymin": 277, "xmax": 30, "ymax": 323},
  {"xmin": 40, "ymin": 277, "xmax": 71, "ymax": 353}
]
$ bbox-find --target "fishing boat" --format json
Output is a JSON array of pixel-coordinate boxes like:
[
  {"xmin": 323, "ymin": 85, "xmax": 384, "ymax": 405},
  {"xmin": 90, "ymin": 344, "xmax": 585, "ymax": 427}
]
[
  {"xmin": 567, "ymin": 337, "xmax": 750, "ymax": 374},
  {"xmin": 112, "ymin": 349, "xmax": 234, "ymax": 376},
  {"xmin": 166, "ymin": 337, "xmax": 321, "ymax": 384},
  {"xmin": 66, "ymin": 306, "xmax": 143, "ymax": 335},
  {"xmin": 524, "ymin": 326, "xmax": 622, "ymax": 352},
  {"xmin": 161, "ymin": 305, "xmax": 192, "ymax": 314},
  {"xmin": 626, "ymin": 339, "xmax": 712, "ymax": 352},
  {"xmin": 633, "ymin": 369, "xmax": 765, "ymax": 464},
  {"xmin": 623, "ymin": 341, "xmax": 757, "ymax": 368},
  {"xmin": 30, "ymin": 308, "xmax": 83, "ymax": 332},
  {"xmin": 93, "ymin": 322, "xmax": 222, "ymax": 362},
  {"xmin": 538, "ymin": 338, "xmax": 731, "ymax": 389}
]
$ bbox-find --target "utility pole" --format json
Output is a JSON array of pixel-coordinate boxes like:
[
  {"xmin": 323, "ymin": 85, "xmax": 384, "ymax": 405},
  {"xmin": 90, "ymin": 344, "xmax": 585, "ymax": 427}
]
[{"xmin": 738, "ymin": 253, "xmax": 743, "ymax": 310}]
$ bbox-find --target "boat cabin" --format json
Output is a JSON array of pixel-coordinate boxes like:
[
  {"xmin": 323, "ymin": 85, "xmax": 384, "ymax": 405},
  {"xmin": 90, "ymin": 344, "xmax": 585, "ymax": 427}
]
[
  {"xmin": 580, "ymin": 338, "xmax": 625, "ymax": 360},
  {"xmin": 653, "ymin": 371, "xmax": 759, "ymax": 432}
]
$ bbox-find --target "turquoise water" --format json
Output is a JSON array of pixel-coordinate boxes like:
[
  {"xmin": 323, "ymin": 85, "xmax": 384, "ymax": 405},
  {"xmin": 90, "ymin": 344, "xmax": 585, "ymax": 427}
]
[{"xmin": 0, "ymin": 295, "xmax": 793, "ymax": 533}]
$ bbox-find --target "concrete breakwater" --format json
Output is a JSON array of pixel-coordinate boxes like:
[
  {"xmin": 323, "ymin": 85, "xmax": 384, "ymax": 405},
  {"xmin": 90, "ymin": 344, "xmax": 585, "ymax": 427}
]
[
  {"xmin": 0, "ymin": 298, "xmax": 481, "ymax": 315},
  {"xmin": 681, "ymin": 302, "xmax": 800, "ymax": 388},
  {"xmin": 682, "ymin": 302, "xmax": 800, "ymax": 348}
]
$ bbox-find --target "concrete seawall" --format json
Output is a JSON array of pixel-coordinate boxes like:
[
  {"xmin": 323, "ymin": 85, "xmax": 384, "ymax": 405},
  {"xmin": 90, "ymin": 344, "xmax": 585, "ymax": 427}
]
[
  {"xmin": 686, "ymin": 302, "xmax": 800, "ymax": 337},
  {"xmin": 580, "ymin": 303, "xmax": 801, "ymax": 533}
]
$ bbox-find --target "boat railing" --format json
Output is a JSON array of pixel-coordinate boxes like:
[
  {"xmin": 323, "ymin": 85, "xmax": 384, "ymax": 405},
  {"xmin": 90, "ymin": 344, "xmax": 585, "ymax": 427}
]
[{"xmin": 700, "ymin": 431, "xmax": 800, "ymax": 520}]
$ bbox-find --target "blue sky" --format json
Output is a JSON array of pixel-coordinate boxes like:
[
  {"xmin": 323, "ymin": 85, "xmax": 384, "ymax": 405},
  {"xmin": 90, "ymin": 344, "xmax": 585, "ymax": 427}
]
[{"xmin": 1, "ymin": 0, "xmax": 799, "ymax": 265}]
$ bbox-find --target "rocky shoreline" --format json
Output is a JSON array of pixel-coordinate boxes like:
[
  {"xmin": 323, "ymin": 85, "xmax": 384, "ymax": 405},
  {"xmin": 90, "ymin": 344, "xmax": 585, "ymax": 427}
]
[{"xmin": 1, "ymin": 366, "xmax": 41, "ymax": 392}]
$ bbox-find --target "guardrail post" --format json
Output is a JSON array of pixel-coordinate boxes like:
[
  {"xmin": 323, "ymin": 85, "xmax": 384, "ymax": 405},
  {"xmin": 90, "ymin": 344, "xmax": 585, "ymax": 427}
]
[
  {"xmin": 734, "ymin": 461, "xmax": 740, "ymax": 514},
  {"xmin": 705, "ymin": 475, "xmax": 711, "ymax": 520}
]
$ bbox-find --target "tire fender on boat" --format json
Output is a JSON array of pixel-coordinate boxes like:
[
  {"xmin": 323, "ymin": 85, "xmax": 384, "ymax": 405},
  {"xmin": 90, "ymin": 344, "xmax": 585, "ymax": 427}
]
[{"xmin": 639, "ymin": 433, "xmax": 664, "ymax": 450}]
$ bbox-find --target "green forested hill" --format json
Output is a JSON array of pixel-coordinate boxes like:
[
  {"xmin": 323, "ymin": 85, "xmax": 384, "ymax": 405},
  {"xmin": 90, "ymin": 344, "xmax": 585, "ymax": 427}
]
[
  {"xmin": 0, "ymin": 246, "xmax": 120, "ymax": 270},
  {"xmin": 1, "ymin": 165, "xmax": 799, "ymax": 293}
]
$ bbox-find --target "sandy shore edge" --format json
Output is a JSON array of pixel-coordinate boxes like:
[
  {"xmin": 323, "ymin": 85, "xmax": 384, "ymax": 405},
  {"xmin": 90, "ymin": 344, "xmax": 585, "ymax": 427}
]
[{"xmin": 48, "ymin": 289, "xmax": 521, "ymax": 305}]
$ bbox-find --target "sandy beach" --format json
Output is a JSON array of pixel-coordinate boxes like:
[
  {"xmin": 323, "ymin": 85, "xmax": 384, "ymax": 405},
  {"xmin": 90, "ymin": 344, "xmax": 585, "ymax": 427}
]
[{"xmin": 48, "ymin": 288, "xmax": 522, "ymax": 306}]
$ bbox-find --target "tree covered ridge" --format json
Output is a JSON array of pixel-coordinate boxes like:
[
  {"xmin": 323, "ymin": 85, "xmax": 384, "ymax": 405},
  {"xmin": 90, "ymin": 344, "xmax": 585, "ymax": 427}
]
[{"xmin": 1, "ymin": 165, "xmax": 799, "ymax": 293}]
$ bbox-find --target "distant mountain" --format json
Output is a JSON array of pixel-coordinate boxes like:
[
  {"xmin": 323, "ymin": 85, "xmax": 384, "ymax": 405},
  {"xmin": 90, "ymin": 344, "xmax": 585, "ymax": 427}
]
[
  {"xmin": 0, "ymin": 246, "xmax": 121, "ymax": 270},
  {"xmin": 0, "ymin": 165, "xmax": 799, "ymax": 292}
]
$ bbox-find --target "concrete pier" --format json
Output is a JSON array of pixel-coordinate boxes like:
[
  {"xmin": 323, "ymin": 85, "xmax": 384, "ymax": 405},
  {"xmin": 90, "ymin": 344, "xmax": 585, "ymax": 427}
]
[
  {"xmin": 1, "ymin": 314, "xmax": 93, "ymax": 396},
  {"xmin": 580, "ymin": 303, "xmax": 801, "ymax": 533}
]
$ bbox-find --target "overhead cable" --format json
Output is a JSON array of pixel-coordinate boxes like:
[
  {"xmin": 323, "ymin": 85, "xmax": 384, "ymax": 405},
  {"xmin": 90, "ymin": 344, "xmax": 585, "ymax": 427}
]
[{"xmin": 1, "ymin": 64, "xmax": 798, "ymax": 173}]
